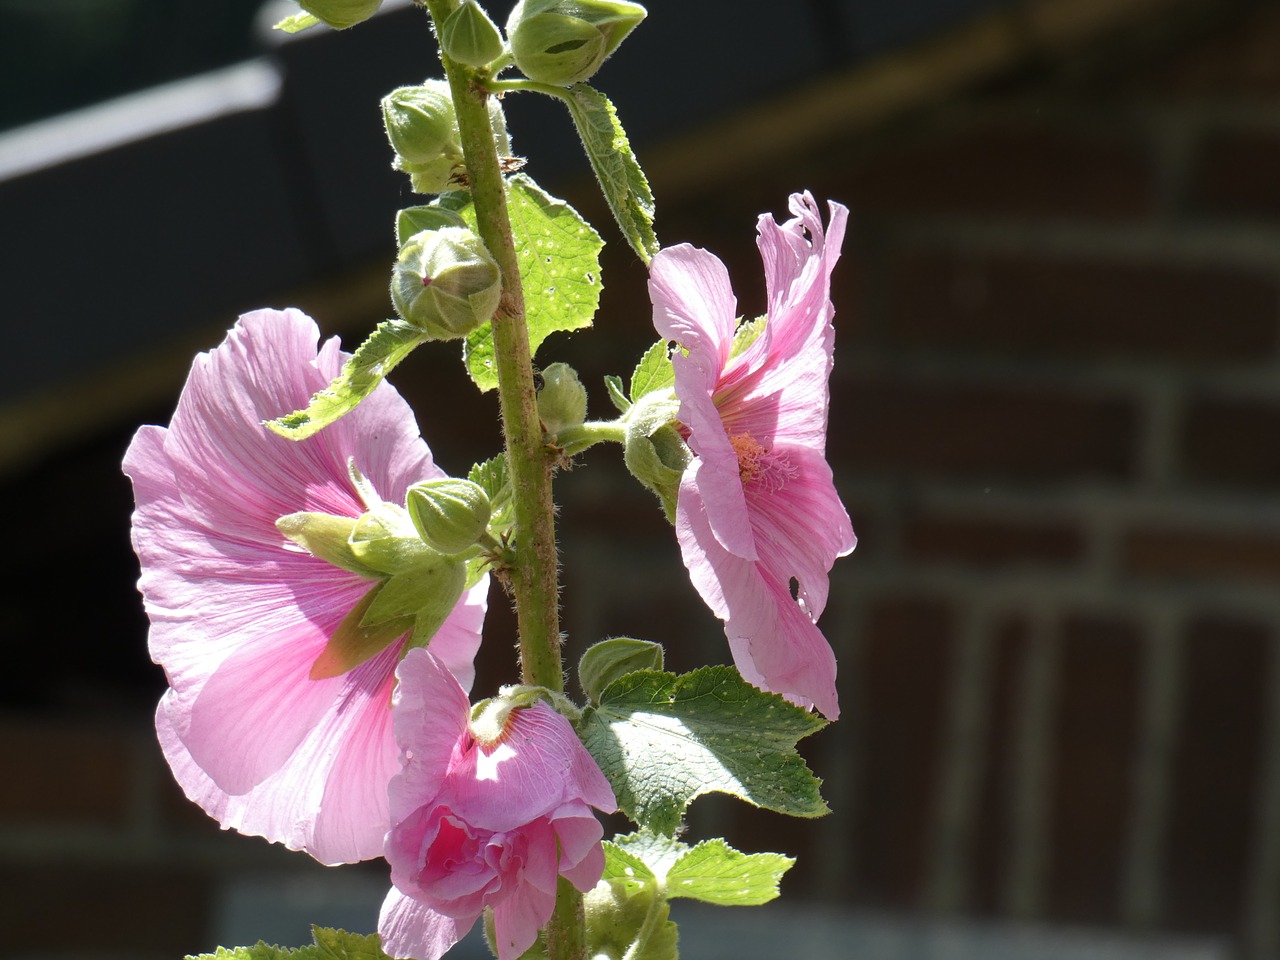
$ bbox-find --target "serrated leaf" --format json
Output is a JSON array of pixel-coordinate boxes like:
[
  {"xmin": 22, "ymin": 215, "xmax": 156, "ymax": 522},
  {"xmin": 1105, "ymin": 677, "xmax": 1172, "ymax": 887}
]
[
  {"xmin": 455, "ymin": 175, "xmax": 604, "ymax": 391},
  {"xmin": 665, "ymin": 839, "xmax": 793, "ymax": 905},
  {"xmin": 274, "ymin": 13, "xmax": 320, "ymax": 33},
  {"xmin": 267, "ymin": 319, "xmax": 426, "ymax": 439},
  {"xmin": 607, "ymin": 832, "xmax": 792, "ymax": 905},
  {"xmin": 579, "ymin": 666, "xmax": 828, "ymax": 835},
  {"xmin": 187, "ymin": 926, "xmax": 391, "ymax": 960},
  {"xmin": 628, "ymin": 339, "xmax": 674, "ymax": 401},
  {"xmin": 468, "ymin": 454, "xmax": 514, "ymax": 535},
  {"xmin": 561, "ymin": 84, "xmax": 658, "ymax": 263}
]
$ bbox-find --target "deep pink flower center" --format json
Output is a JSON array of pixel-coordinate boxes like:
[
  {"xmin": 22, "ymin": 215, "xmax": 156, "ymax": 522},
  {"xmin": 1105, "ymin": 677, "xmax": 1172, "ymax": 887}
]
[{"xmin": 729, "ymin": 433, "xmax": 795, "ymax": 493}]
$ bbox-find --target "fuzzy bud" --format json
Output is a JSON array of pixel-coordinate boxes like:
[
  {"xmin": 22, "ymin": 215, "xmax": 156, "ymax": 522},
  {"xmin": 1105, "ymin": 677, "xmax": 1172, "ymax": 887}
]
[
  {"xmin": 391, "ymin": 227, "xmax": 502, "ymax": 339},
  {"xmin": 537, "ymin": 361, "xmax": 588, "ymax": 435},
  {"xmin": 406, "ymin": 478, "xmax": 492, "ymax": 555},
  {"xmin": 441, "ymin": 1, "xmax": 506, "ymax": 68},
  {"xmin": 507, "ymin": 0, "xmax": 646, "ymax": 86},
  {"xmin": 297, "ymin": 0, "xmax": 382, "ymax": 29}
]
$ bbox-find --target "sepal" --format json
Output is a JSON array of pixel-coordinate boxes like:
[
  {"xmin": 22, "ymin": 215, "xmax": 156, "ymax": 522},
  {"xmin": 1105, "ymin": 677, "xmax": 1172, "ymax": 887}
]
[
  {"xmin": 296, "ymin": 0, "xmax": 383, "ymax": 30},
  {"xmin": 392, "ymin": 227, "xmax": 503, "ymax": 340},
  {"xmin": 537, "ymin": 362, "xmax": 588, "ymax": 435},
  {"xmin": 507, "ymin": 0, "xmax": 647, "ymax": 86}
]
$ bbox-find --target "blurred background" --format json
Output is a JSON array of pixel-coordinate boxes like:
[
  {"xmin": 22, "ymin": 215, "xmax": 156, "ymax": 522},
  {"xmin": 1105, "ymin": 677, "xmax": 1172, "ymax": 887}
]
[{"xmin": 2, "ymin": 0, "xmax": 1279, "ymax": 957}]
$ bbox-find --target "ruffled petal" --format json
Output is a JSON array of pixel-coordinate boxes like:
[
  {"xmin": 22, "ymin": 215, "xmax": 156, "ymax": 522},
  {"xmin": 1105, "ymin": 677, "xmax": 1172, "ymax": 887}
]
[
  {"xmin": 388, "ymin": 649, "xmax": 473, "ymax": 824},
  {"xmin": 378, "ymin": 888, "xmax": 472, "ymax": 960}
]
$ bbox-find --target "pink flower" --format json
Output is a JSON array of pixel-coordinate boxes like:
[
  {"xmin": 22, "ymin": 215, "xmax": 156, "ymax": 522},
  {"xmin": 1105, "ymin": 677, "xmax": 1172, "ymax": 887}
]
[
  {"xmin": 379, "ymin": 648, "xmax": 616, "ymax": 960},
  {"xmin": 123, "ymin": 308, "xmax": 487, "ymax": 865},
  {"xmin": 647, "ymin": 192, "xmax": 855, "ymax": 719}
]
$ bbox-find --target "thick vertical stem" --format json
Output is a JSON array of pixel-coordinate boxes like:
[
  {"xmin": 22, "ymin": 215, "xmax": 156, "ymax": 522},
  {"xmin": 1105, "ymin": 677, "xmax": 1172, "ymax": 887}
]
[{"xmin": 424, "ymin": 0, "xmax": 563, "ymax": 694}]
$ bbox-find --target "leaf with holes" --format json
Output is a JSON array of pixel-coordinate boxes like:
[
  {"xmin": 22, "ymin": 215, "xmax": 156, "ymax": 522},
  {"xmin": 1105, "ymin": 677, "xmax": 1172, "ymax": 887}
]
[{"xmin": 456, "ymin": 174, "xmax": 603, "ymax": 391}]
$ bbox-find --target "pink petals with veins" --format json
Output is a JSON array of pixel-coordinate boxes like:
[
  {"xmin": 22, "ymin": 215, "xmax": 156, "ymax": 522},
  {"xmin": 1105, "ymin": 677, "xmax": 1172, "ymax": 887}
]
[
  {"xmin": 124, "ymin": 308, "xmax": 486, "ymax": 865},
  {"xmin": 648, "ymin": 192, "xmax": 855, "ymax": 719}
]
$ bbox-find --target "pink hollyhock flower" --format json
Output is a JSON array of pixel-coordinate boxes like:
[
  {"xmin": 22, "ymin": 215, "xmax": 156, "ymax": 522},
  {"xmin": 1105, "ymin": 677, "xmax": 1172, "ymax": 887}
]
[
  {"xmin": 379, "ymin": 648, "xmax": 616, "ymax": 960},
  {"xmin": 123, "ymin": 308, "xmax": 487, "ymax": 865},
  {"xmin": 647, "ymin": 192, "xmax": 855, "ymax": 720}
]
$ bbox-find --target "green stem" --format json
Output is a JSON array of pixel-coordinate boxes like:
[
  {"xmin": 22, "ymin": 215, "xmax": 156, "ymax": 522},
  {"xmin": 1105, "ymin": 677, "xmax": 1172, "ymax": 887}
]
[
  {"xmin": 545, "ymin": 876, "xmax": 587, "ymax": 960},
  {"xmin": 556, "ymin": 419, "xmax": 626, "ymax": 457},
  {"xmin": 486, "ymin": 77, "xmax": 575, "ymax": 100},
  {"xmin": 424, "ymin": 0, "xmax": 563, "ymax": 695}
]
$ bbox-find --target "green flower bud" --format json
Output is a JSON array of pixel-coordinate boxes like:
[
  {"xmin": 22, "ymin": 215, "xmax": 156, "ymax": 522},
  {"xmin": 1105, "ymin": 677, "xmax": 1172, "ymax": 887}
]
[
  {"xmin": 381, "ymin": 81, "xmax": 514, "ymax": 194},
  {"xmin": 406, "ymin": 478, "xmax": 492, "ymax": 555},
  {"xmin": 507, "ymin": 0, "xmax": 646, "ymax": 86},
  {"xmin": 297, "ymin": 0, "xmax": 382, "ymax": 29},
  {"xmin": 441, "ymin": 0, "xmax": 506, "ymax": 68},
  {"xmin": 537, "ymin": 361, "xmax": 588, "ymax": 435},
  {"xmin": 391, "ymin": 227, "xmax": 502, "ymax": 339}
]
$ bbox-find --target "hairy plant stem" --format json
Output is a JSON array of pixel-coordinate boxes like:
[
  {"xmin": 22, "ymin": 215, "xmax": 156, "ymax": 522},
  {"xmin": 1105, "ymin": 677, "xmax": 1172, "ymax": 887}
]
[
  {"xmin": 424, "ymin": 0, "xmax": 564, "ymax": 696},
  {"xmin": 423, "ymin": 5, "xmax": 583, "ymax": 959}
]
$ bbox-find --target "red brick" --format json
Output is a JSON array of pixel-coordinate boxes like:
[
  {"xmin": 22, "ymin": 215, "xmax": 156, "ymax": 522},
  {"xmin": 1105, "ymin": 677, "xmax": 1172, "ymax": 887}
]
[
  {"xmin": 1182, "ymin": 395, "xmax": 1280, "ymax": 489},
  {"xmin": 845, "ymin": 121, "xmax": 1154, "ymax": 220},
  {"xmin": 888, "ymin": 251, "xmax": 1278, "ymax": 363},
  {"xmin": 1124, "ymin": 526, "xmax": 1280, "ymax": 583},
  {"xmin": 852, "ymin": 597, "xmax": 953, "ymax": 909},
  {"xmin": 0, "ymin": 864, "xmax": 212, "ymax": 957},
  {"xmin": 835, "ymin": 375, "xmax": 1138, "ymax": 481},
  {"xmin": 1047, "ymin": 614, "xmax": 1143, "ymax": 925},
  {"xmin": 1165, "ymin": 616, "xmax": 1271, "ymax": 932},
  {"xmin": 902, "ymin": 512, "xmax": 1085, "ymax": 568},
  {"xmin": 1190, "ymin": 131, "xmax": 1280, "ymax": 221},
  {"xmin": 0, "ymin": 720, "xmax": 135, "ymax": 825}
]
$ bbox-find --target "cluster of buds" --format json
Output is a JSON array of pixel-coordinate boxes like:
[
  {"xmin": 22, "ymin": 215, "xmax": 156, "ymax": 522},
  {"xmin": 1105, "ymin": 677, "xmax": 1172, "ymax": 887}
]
[{"xmin": 382, "ymin": 80, "xmax": 512, "ymax": 194}]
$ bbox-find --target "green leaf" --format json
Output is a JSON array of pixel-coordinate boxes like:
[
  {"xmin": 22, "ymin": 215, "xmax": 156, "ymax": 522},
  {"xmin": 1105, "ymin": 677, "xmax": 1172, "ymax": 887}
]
[
  {"xmin": 579, "ymin": 666, "xmax": 828, "ymax": 835},
  {"xmin": 468, "ymin": 454, "xmax": 514, "ymax": 535},
  {"xmin": 454, "ymin": 175, "xmax": 604, "ymax": 391},
  {"xmin": 665, "ymin": 839, "xmax": 793, "ymax": 905},
  {"xmin": 273, "ymin": 13, "xmax": 321, "ymax": 33},
  {"xmin": 604, "ymin": 374, "xmax": 630, "ymax": 412},
  {"xmin": 561, "ymin": 83, "xmax": 658, "ymax": 263},
  {"xmin": 579, "ymin": 637, "xmax": 664, "ymax": 704},
  {"xmin": 187, "ymin": 926, "xmax": 392, "ymax": 960},
  {"xmin": 267, "ymin": 319, "xmax": 426, "ymax": 439},
  {"xmin": 628, "ymin": 339, "xmax": 674, "ymax": 401},
  {"xmin": 396, "ymin": 204, "xmax": 468, "ymax": 247},
  {"xmin": 731, "ymin": 315, "xmax": 767, "ymax": 358},
  {"xmin": 607, "ymin": 832, "xmax": 793, "ymax": 905}
]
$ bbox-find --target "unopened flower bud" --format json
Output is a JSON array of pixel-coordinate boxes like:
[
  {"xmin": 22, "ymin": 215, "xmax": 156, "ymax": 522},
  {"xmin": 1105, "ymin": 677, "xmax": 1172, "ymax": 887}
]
[
  {"xmin": 297, "ymin": 0, "xmax": 382, "ymax": 29},
  {"xmin": 382, "ymin": 81, "xmax": 514, "ymax": 194},
  {"xmin": 407, "ymin": 478, "xmax": 492, "ymax": 555},
  {"xmin": 391, "ymin": 227, "xmax": 502, "ymax": 339},
  {"xmin": 537, "ymin": 362, "xmax": 588, "ymax": 434},
  {"xmin": 507, "ymin": 0, "xmax": 646, "ymax": 86},
  {"xmin": 441, "ymin": 0, "xmax": 506, "ymax": 68}
]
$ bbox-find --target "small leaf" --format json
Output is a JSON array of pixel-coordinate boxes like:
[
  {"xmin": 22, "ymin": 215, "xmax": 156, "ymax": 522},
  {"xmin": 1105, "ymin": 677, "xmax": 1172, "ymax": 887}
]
[
  {"xmin": 468, "ymin": 455, "xmax": 514, "ymax": 535},
  {"xmin": 453, "ymin": 175, "xmax": 604, "ymax": 392},
  {"xmin": 186, "ymin": 926, "xmax": 392, "ymax": 960},
  {"xmin": 561, "ymin": 83, "xmax": 658, "ymax": 263},
  {"xmin": 604, "ymin": 375, "xmax": 630, "ymax": 413},
  {"xmin": 274, "ymin": 13, "xmax": 321, "ymax": 33},
  {"xmin": 628, "ymin": 339, "xmax": 674, "ymax": 401},
  {"xmin": 665, "ymin": 839, "xmax": 793, "ymax": 905},
  {"xmin": 579, "ymin": 637, "xmax": 664, "ymax": 704},
  {"xmin": 396, "ymin": 205, "xmax": 468, "ymax": 247},
  {"xmin": 579, "ymin": 666, "xmax": 828, "ymax": 835},
  {"xmin": 267, "ymin": 319, "xmax": 425, "ymax": 439}
]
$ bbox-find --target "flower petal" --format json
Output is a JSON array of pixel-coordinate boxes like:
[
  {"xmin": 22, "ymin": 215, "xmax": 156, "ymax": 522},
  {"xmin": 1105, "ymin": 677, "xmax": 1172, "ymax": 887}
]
[{"xmin": 378, "ymin": 888, "xmax": 472, "ymax": 960}]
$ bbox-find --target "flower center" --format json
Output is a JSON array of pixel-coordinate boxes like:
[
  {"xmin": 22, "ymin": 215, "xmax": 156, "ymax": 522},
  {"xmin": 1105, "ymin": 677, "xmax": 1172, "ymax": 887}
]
[{"xmin": 729, "ymin": 432, "xmax": 795, "ymax": 493}]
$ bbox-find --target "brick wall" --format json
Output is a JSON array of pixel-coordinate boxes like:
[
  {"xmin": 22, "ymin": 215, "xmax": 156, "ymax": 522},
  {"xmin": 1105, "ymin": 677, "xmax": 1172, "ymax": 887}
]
[{"xmin": 5, "ymin": 2, "xmax": 1280, "ymax": 958}]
